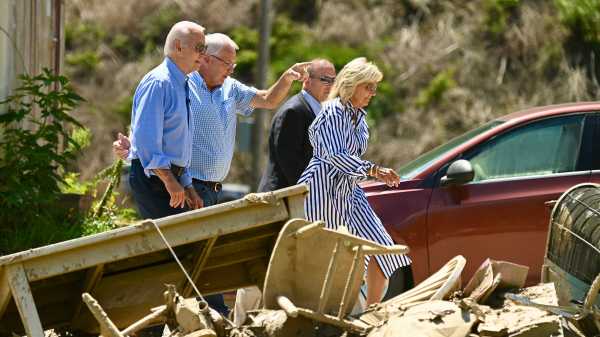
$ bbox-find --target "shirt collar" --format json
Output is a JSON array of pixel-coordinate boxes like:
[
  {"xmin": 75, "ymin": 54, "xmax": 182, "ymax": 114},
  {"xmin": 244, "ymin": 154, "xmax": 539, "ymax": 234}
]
[
  {"xmin": 341, "ymin": 98, "xmax": 366, "ymax": 116},
  {"xmin": 191, "ymin": 71, "xmax": 231, "ymax": 92},
  {"xmin": 301, "ymin": 89, "xmax": 322, "ymax": 115},
  {"xmin": 165, "ymin": 57, "xmax": 188, "ymax": 86}
]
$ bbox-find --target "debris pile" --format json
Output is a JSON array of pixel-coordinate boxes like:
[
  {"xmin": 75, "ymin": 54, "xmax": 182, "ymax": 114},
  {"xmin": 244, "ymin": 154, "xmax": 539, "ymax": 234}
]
[{"xmin": 80, "ymin": 221, "xmax": 599, "ymax": 337}]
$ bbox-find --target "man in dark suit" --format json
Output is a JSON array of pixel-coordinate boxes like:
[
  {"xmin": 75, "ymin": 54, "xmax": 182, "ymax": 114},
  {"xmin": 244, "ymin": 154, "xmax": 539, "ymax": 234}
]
[{"xmin": 258, "ymin": 59, "xmax": 336, "ymax": 192}]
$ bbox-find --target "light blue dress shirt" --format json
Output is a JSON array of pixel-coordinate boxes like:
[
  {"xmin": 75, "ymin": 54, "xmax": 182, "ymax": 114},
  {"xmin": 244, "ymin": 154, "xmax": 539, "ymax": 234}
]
[
  {"xmin": 129, "ymin": 57, "xmax": 192, "ymax": 187},
  {"xmin": 301, "ymin": 89, "xmax": 322, "ymax": 116},
  {"xmin": 188, "ymin": 72, "xmax": 257, "ymax": 182}
]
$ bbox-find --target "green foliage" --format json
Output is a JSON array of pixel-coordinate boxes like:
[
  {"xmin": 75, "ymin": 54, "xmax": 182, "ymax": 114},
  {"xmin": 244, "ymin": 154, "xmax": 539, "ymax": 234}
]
[
  {"xmin": 366, "ymin": 80, "xmax": 403, "ymax": 125},
  {"xmin": 0, "ymin": 69, "xmax": 84, "ymax": 252},
  {"xmin": 483, "ymin": 0, "xmax": 520, "ymax": 38},
  {"xmin": 274, "ymin": 0, "xmax": 319, "ymax": 23},
  {"xmin": 65, "ymin": 22, "xmax": 107, "ymax": 50},
  {"xmin": 110, "ymin": 33, "xmax": 137, "ymax": 59},
  {"xmin": 555, "ymin": 0, "xmax": 600, "ymax": 83},
  {"xmin": 416, "ymin": 69, "xmax": 456, "ymax": 108},
  {"xmin": 66, "ymin": 51, "xmax": 101, "ymax": 77},
  {"xmin": 0, "ymin": 70, "xmax": 135, "ymax": 254},
  {"xmin": 555, "ymin": 0, "xmax": 600, "ymax": 44},
  {"xmin": 140, "ymin": 3, "xmax": 182, "ymax": 54},
  {"xmin": 230, "ymin": 26, "xmax": 259, "ymax": 82},
  {"xmin": 113, "ymin": 94, "xmax": 134, "ymax": 124}
]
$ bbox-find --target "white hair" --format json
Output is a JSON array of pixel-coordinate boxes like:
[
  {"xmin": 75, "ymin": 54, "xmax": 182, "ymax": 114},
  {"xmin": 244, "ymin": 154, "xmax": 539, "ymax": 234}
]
[
  {"xmin": 205, "ymin": 33, "xmax": 239, "ymax": 56},
  {"xmin": 164, "ymin": 21, "xmax": 205, "ymax": 56}
]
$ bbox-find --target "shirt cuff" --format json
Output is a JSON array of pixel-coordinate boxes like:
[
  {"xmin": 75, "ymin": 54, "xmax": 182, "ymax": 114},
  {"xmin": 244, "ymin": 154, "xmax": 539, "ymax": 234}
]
[
  {"xmin": 180, "ymin": 170, "xmax": 192, "ymax": 188},
  {"xmin": 140, "ymin": 155, "xmax": 172, "ymax": 177}
]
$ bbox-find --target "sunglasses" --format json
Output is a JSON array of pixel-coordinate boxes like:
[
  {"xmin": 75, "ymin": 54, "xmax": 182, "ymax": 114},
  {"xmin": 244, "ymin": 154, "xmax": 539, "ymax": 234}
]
[
  {"xmin": 311, "ymin": 75, "xmax": 335, "ymax": 85},
  {"xmin": 365, "ymin": 83, "xmax": 378, "ymax": 93},
  {"xmin": 194, "ymin": 42, "xmax": 208, "ymax": 54}
]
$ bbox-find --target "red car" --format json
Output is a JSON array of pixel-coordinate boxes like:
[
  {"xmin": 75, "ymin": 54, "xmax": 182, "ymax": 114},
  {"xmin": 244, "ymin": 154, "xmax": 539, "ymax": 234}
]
[{"xmin": 364, "ymin": 102, "xmax": 600, "ymax": 285}]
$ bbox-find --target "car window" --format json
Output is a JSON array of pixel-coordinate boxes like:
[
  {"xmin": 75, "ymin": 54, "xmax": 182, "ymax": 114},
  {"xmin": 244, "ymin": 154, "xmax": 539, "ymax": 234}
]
[
  {"xmin": 466, "ymin": 115, "xmax": 585, "ymax": 182},
  {"xmin": 397, "ymin": 120, "xmax": 503, "ymax": 179}
]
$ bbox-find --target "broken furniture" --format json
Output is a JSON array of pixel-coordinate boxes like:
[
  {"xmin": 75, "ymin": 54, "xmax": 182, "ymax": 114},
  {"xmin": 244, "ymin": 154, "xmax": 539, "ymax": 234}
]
[{"xmin": 261, "ymin": 219, "xmax": 409, "ymax": 334}]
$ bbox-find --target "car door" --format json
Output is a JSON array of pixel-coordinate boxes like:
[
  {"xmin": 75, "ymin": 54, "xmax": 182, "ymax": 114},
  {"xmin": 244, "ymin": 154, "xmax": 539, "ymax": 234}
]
[
  {"xmin": 426, "ymin": 113, "xmax": 593, "ymax": 284},
  {"xmin": 585, "ymin": 113, "xmax": 600, "ymax": 183}
]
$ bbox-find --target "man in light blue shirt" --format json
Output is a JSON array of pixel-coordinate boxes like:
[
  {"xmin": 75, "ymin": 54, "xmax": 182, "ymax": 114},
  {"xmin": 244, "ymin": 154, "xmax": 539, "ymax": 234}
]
[
  {"xmin": 116, "ymin": 32, "xmax": 308, "ymax": 315},
  {"xmin": 184, "ymin": 33, "xmax": 308, "ymax": 203},
  {"xmin": 119, "ymin": 33, "xmax": 308, "ymax": 205},
  {"xmin": 128, "ymin": 21, "xmax": 204, "ymax": 219}
]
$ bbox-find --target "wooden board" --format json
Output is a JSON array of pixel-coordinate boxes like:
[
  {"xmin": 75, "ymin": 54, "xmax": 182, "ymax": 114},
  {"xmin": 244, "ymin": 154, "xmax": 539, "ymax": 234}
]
[{"xmin": 0, "ymin": 185, "xmax": 308, "ymax": 336}]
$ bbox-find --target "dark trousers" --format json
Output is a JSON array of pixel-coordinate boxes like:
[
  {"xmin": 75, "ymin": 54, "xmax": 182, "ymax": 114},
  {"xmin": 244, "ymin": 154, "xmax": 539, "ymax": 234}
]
[
  {"xmin": 382, "ymin": 265, "xmax": 415, "ymax": 301},
  {"xmin": 129, "ymin": 159, "xmax": 189, "ymax": 219},
  {"xmin": 129, "ymin": 161, "xmax": 229, "ymax": 315}
]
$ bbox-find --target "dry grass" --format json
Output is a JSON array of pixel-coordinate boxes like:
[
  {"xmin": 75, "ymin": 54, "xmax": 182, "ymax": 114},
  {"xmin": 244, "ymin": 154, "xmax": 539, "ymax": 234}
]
[{"xmin": 66, "ymin": 0, "xmax": 600, "ymax": 183}]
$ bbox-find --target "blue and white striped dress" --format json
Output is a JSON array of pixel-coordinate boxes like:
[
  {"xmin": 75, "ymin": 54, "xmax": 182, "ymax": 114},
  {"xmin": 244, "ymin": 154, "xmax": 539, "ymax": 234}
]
[{"xmin": 298, "ymin": 98, "xmax": 411, "ymax": 278}]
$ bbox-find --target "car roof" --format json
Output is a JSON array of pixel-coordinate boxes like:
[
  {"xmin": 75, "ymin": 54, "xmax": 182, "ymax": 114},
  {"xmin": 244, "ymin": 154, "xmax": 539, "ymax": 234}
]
[
  {"xmin": 497, "ymin": 101, "xmax": 600, "ymax": 123},
  {"xmin": 411, "ymin": 101, "xmax": 600, "ymax": 179}
]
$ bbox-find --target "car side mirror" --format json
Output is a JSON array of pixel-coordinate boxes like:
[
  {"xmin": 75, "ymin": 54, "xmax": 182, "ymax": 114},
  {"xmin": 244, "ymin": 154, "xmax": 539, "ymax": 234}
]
[{"xmin": 440, "ymin": 159, "xmax": 474, "ymax": 186}]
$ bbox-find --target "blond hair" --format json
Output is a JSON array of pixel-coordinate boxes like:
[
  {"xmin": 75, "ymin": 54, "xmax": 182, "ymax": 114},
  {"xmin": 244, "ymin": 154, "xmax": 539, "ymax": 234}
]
[{"xmin": 328, "ymin": 57, "xmax": 382, "ymax": 102}]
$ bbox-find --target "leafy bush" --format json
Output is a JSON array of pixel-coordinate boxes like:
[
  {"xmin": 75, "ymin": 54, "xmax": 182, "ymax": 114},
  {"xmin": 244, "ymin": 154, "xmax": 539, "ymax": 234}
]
[
  {"xmin": 555, "ymin": 0, "xmax": 600, "ymax": 44},
  {"xmin": 140, "ymin": 3, "xmax": 182, "ymax": 54},
  {"xmin": 0, "ymin": 69, "xmax": 84, "ymax": 251},
  {"xmin": 0, "ymin": 70, "xmax": 135, "ymax": 254},
  {"xmin": 416, "ymin": 68, "xmax": 456, "ymax": 108},
  {"xmin": 483, "ymin": 0, "xmax": 520, "ymax": 38},
  {"xmin": 66, "ymin": 51, "xmax": 101, "ymax": 77}
]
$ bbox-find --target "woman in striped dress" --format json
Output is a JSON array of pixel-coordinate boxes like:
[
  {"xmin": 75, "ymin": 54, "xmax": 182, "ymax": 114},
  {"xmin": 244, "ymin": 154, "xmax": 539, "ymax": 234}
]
[{"xmin": 298, "ymin": 57, "xmax": 412, "ymax": 305}]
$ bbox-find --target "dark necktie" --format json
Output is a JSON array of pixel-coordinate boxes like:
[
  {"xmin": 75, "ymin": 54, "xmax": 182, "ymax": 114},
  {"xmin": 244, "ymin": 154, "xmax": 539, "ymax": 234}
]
[{"xmin": 184, "ymin": 78, "xmax": 191, "ymax": 125}]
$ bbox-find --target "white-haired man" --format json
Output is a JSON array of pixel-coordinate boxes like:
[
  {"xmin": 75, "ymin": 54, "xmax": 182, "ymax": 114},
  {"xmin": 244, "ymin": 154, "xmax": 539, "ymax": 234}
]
[
  {"xmin": 115, "ymin": 32, "xmax": 308, "ymax": 315},
  {"xmin": 128, "ymin": 21, "xmax": 204, "ymax": 221}
]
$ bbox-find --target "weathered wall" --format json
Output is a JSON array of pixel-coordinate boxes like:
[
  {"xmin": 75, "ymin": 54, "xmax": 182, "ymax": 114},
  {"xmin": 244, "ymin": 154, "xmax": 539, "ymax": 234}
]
[{"xmin": 0, "ymin": 0, "xmax": 64, "ymax": 105}]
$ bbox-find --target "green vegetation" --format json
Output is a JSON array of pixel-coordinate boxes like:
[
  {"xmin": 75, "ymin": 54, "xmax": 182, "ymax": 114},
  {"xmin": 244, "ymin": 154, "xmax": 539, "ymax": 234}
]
[
  {"xmin": 62, "ymin": 0, "xmax": 600, "ymax": 186},
  {"xmin": 555, "ymin": 0, "xmax": 600, "ymax": 44},
  {"xmin": 483, "ymin": 0, "xmax": 520, "ymax": 38},
  {"xmin": 416, "ymin": 69, "xmax": 456, "ymax": 109},
  {"xmin": 0, "ymin": 69, "xmax": 84, "ymax": 229},
  {"xmin": 0, "ymin": 69, "xmax": 135, "ymax": 254}
]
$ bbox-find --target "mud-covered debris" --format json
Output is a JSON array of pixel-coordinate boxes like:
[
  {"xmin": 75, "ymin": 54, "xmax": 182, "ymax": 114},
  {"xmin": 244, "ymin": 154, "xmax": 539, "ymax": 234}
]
[
  {"xmin": 367, "ymin": 300, "xmax": 477, "ymax": 337},
  {"xmin": 477, "ymin": 283, "xmax": 563, "ymax": 337}
]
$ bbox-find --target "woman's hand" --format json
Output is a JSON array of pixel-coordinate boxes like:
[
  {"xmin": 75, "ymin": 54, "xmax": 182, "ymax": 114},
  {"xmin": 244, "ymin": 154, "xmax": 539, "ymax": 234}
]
[{"xmin": 375, "ymin": 167, "xmax": 400, "ymax": 187}]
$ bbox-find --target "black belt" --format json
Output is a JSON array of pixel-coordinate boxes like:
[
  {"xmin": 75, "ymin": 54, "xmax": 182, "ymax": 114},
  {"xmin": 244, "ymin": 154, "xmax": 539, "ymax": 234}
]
[
  {"xmin": 170, "ymin": 164, "xmax": 185, "ymax": 177},
  {"xmin": 193, "ymin": 179, "xmax": 222, "ymax": 192}
]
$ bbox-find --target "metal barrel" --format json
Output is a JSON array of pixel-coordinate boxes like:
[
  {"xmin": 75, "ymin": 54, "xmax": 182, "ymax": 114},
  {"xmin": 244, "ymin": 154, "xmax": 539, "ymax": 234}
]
[{"xmin": 546, "ymin": 183, "xmax": 600, "ymax": 285}]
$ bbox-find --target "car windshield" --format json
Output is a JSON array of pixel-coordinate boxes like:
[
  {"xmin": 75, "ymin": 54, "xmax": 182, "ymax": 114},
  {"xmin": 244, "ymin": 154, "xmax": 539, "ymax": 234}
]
[{"xmin": 397, "ymin": 120, "xmax": 504, "ymax": 179}]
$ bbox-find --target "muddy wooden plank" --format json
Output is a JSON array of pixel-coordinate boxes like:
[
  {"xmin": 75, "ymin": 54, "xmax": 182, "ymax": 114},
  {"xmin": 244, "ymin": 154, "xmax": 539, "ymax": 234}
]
[
  {"xmin": 71, "ymin": 265, "xmax": 104, "ymax": 326},
  {"xmin": 6, "ymin": 264, "xmax": 44, "ymax": 337},
  {"xmin": 6, "ymin": 201, "xmax": 289, "ymax": 282},
  {"xmin": 184, "ymin": 237, "xmax": 217, "ymax": 297},
  {"xmin": 0, "ymin": 268, "xmax": 11, "ymax": 320}
]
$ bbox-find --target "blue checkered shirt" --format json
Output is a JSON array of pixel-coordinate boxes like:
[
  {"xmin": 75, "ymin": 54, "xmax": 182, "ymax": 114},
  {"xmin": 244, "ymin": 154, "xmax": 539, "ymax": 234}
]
[{"xmin": 188, "ymin": 72, "xmax": 257, "ymax": 182}]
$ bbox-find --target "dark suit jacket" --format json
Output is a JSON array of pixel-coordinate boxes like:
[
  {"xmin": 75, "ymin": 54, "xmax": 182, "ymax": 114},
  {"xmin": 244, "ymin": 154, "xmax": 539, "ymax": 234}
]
[{"xmin": 258, "ymin": 93, "xmax": 316, "ymax": 192}]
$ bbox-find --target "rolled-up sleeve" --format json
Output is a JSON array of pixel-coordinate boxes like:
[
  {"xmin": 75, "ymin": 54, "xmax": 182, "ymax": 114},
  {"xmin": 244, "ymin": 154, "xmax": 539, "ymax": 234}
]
[
  {"xmin": 314, "ymin": 110, "xmax": 372, "ymax": 177},
  {"xmin": 232, "ymin": 80, "xmax": 257, "ymax": 117},
  {"xmin": 180, "ymin": 169, "xmax": 192, "ymax": 188},
  {"xmin": 131, "ymin": 80, "xmax": 171, "ymax": 177}
]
